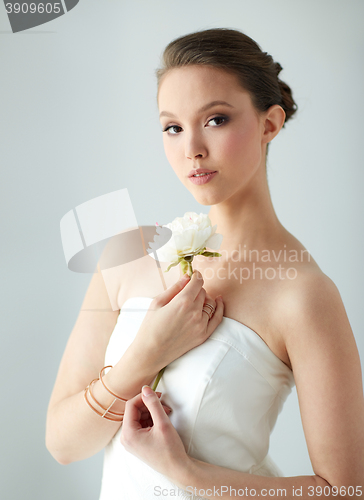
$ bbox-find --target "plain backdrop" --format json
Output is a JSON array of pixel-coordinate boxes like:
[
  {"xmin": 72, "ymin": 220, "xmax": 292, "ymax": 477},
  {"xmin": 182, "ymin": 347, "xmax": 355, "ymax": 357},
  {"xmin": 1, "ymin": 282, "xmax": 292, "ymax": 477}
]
[{"xmin": 1, "ymin": 1, "xmax": 363, "ymax": 499}]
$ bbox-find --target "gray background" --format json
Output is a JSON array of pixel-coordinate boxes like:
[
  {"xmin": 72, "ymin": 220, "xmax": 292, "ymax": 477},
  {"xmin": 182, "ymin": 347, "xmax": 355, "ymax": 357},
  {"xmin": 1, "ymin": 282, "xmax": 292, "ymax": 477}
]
[{"xmin": 1, "ymin": 1, "xmax": 363, "ymax": 499}]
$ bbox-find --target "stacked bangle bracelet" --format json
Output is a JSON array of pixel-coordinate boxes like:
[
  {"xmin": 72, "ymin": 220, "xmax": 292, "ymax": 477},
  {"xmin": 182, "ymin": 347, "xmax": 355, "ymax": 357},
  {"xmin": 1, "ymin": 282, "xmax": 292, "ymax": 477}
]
[{"xmin": 83, "ymin": 365, "xmax": 127, "ymax": 422}]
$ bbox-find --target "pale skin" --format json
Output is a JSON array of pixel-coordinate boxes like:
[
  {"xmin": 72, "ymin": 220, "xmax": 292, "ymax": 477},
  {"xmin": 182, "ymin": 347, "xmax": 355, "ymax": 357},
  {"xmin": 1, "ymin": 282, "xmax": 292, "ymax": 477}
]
[
  {"xmin": 45, "ymin": 64, "xmax": 364, "ymax": 496},
  {"xmin": 119, "ymin": 65, "xmax": 364, "ymax": 497}
]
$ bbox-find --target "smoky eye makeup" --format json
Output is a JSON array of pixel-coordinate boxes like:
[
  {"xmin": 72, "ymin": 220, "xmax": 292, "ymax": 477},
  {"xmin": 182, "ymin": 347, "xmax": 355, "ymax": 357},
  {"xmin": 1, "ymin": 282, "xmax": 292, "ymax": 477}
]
[
  {"xmin": 208, "ymin": 115, "xmax": 229, "ymax": 126},
  {"xmin": 161, "ymin": 114, "xmax": 230, "ymax": 134},
  {"xmin": 162, "ymin": 124, "xmax": 182, "ymax": 134}
]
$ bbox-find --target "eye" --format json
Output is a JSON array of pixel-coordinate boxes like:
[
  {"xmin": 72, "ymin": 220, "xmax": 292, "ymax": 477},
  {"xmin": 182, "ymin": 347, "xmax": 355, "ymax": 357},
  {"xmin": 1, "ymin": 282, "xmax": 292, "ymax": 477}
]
[
  {"xmin": 162, "ymin": 125, "xmax": 182, "ymax": 135},
  {"xmin": 208, "ymin": 115, "xmax": 229, "ymax": 126},
  {"xmin": 162, "ymin": 115, "xmax": 229, "ymax": 135}
]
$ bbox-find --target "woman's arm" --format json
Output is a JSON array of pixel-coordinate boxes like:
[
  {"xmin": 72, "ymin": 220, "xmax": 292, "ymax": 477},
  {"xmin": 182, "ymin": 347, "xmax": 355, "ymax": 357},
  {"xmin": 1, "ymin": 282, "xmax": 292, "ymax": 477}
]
[
  {"xmin": 173, "ymin": 459, "xmax": 340, "ymax": 499},
  {"xmin": 45, "ymin": 262, "xmax": 166, "ymax": 465},
  {"xmin": 121, "ymin": 390, "xmax": 341, "ymax": 500},
  {"xmin": 121, "ymin": 272, "xmax": 364, "ymax": 498}
]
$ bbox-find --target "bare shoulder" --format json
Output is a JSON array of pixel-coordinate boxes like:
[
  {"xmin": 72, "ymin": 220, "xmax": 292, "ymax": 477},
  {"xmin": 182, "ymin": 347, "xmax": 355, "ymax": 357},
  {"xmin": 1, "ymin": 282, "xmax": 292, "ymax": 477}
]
[
  {"xmin": 110, "ymin": 252, "xmax": 182, "ymax": 309},
  {"xmin": 277, "ymin": 265, "xmax": 347, "ymax": 336},
  {"xmin": 272, "ymin": 261, "xmax": 360, "ymax": 376},
  {"xmin": 266, "ymin": 229, "xmax": 348, "ymax": 344}
]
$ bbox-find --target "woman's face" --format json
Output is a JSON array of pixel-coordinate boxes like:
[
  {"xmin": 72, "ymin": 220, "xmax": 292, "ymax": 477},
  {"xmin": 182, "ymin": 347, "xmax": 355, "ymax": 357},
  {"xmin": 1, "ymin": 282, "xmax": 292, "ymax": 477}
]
[{"xmin": 158, "ymin": 65, "xmax": 267, "ymax": 206}]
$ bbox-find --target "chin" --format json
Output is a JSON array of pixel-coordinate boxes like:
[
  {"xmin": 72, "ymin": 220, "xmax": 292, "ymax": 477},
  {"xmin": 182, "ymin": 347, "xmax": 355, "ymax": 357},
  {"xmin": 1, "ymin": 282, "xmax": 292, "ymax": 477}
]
[
  {"xmin": 183, "ymin": 179, "xmax": 223, "ymax": 205},
  {"xmin": 193, "ymin": 191, "xmax": 223, "ymax": 206},
  {"xmin": 195, "ymin": 199, "xmax": 212, "ymax": 206}
]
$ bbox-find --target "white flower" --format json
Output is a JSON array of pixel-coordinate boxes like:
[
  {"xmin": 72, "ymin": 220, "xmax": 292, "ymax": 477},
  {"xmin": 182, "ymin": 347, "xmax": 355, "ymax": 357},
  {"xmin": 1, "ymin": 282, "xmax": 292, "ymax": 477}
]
[{"xmin": 148, "ymin": 212, "xmax": 223, "ymax": 272}]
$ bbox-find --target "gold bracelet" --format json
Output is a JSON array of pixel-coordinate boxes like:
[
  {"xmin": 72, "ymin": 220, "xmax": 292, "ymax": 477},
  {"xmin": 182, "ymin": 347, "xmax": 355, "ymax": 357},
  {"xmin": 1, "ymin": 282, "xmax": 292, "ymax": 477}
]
[
  {"xmin": 99, "ymin": 366, "xmax": 128, "ymax": 402},
  {"xmin": 84, "ymin": 385, "xmax": 124, "ymax": 422},
  {"xmin": 88, "ymin": 379, "xmax": 125, "ymax": 417}
]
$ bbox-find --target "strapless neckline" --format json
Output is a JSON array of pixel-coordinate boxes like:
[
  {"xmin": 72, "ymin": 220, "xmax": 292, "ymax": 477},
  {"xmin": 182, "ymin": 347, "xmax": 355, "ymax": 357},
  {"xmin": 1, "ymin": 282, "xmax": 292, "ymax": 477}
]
[{"xmin": 119, "ymin": 296, "xmax": 293, "ymax": 374}]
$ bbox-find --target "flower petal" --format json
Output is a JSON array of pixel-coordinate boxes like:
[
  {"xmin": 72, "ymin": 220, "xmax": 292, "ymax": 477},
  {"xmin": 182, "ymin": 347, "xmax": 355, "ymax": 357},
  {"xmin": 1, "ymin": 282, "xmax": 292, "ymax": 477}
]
[{"xmin": 205, "ymin": 232, "xmax": 223, "ymax": 250}]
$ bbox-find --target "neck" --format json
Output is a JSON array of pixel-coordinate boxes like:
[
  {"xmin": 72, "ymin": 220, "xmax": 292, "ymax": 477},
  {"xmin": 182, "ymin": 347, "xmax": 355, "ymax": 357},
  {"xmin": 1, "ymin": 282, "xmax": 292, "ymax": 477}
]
[{"xmin": 207, "ymin": 165, "xmax": 285, "ymax": 262}]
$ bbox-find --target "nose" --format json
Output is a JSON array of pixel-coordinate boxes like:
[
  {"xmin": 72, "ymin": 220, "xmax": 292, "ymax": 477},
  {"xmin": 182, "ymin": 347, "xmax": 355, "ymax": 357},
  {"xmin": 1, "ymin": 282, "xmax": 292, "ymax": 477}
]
[{"xmin": 185, "ymin": 131, "xmax": 207, "ymax": 160}]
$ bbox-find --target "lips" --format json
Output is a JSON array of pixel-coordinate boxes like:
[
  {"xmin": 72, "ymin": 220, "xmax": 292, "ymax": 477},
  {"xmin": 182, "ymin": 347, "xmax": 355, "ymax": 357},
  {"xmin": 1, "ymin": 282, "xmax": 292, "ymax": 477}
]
[
  {"xmin": 188, "ymin": 168, "xmax": 217, "ymax": 177},
  {"xmin": 189, "ymin": 171, "xmax": 218, "ymax": 185}
]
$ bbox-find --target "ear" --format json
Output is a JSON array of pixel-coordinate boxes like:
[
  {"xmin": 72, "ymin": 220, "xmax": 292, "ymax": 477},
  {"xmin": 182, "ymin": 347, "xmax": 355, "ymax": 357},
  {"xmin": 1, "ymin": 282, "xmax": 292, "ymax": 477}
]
[{"xmin": 261, "ymin": 105, "xmax": 286, "ymax": 144}]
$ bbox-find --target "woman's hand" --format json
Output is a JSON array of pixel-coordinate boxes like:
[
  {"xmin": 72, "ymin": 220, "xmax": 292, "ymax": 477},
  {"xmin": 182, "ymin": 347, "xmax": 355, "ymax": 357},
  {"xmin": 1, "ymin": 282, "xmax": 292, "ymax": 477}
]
[
  {"xmin": 135, "ymin": 270, "xmax": 224, "ymax": 368},
  {"xmin": 120, "ymin": 385, "xmax": 191, "ymax": 481}
]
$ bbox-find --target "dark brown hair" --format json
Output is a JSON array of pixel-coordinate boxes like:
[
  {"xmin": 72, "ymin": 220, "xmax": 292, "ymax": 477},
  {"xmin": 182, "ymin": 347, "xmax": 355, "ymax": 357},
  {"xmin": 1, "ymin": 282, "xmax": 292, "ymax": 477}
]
[{"xmin": 156, "ymin": 27, "xmax": 297, "ymax": 126}]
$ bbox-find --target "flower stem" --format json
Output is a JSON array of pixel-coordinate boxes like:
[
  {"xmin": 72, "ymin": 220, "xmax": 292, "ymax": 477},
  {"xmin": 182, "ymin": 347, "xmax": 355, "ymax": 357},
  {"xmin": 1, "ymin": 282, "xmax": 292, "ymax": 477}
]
[
  {"xmin": 151, "ymin": 366, "xmax": 166, "ymax": 392},
  {"xmin": 188, "ymin": 261, "xmax": 193, "ymax": 277}
]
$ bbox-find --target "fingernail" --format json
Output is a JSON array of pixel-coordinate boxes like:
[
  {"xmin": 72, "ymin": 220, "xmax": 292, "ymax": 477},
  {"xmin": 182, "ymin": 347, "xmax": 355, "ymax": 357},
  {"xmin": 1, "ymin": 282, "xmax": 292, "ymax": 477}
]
[
  {"xmin": 166, "ymin": 407, "xmax": 173, "ymax": 413},
  {"xmin": 180, "ymin": 273, "xmax": 189, "ymax": 281},
  {"xmin": 156, "ymin": 392, "xmax": 162, "ymax": 398},
  {"xmin": 217, "ymin": 295, "xmax": 223, "ymax": 301},
  {"xmin": 142, "ymin": 385, "xmax": 154, "ymax": 397}
]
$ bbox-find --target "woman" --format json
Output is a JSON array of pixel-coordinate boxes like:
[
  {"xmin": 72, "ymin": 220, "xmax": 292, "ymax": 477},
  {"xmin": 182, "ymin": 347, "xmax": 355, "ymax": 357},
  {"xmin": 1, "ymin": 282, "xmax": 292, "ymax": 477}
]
[{"xmin": 46, "ymin": 28, "xmax": 364, "ymax": 498}]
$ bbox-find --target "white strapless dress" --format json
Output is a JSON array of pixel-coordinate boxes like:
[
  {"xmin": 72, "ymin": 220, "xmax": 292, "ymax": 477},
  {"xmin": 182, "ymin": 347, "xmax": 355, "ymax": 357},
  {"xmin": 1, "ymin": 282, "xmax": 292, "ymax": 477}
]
[{"xmin": 99, "ymin": 297, "xmax": 295, "ymax": 500}]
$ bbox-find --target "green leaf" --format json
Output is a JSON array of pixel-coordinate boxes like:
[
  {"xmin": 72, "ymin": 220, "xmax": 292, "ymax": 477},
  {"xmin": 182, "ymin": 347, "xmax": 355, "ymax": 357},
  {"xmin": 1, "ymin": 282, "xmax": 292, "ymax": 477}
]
[
  {"xmin": 212, "ymin": 252, "xmax": 222, "ymax": 257},
  {"xmin": 165, "ymin": 261, "xmax": 180, "ymax": 272},
  {"xmin": 201, "ymin": 251, "xmax": 222, "ymax": 258},
  {"xmin": 180, "ymin": 260, "xmax": 189, "ymax": 276}
]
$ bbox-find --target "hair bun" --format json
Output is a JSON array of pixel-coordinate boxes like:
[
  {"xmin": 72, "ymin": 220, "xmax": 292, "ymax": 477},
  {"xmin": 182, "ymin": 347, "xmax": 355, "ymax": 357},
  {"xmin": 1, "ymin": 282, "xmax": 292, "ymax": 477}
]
[
  {"xmin": 272, "ymin": 61, "xmax": 297, "ymax": 124},
  {"xmin": 274, "ymin": 62, "xmax": 283, "ymax": 77},
  {"xmin": 278, "ymin": 77, "xmax": 297, "ymax": 123}
]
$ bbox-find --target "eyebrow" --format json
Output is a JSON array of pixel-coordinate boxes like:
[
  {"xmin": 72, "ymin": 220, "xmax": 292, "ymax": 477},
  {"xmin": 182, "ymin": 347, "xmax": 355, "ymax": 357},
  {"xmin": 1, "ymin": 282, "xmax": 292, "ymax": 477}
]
[{"xmin": 159, "ymin": 100, "xmax": 234, "ymax": 119}]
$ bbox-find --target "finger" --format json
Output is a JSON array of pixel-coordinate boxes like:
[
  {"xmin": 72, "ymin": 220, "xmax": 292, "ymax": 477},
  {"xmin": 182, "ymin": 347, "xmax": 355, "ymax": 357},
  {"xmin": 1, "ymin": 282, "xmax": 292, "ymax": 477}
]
[
  {"xmin": 195, "ymin": 287, "xmax": 207, "ymax": 310},
  {"xmin": 180, "ymin": 269, "xmax": 204, "ymax": 301},
  {"xmin": 206, "ymin": 296, "xmax": 224, "ymax": 335},
  {"xmin": 140, "ymin": 404, "xmax": 172, "ymax": 420},
  {"xmin": 204, "ymin": 292, "xmax": 216, "ymax": 312},
  {"xmin": 205, "ymin": 292, "xmax": 215, "ymax": 305},
  {"xmin": 200, "ymin": 292, "xmax": 216, "ymax": 324},
  {"xmin": 152, "ymin": 273, "xmax": 191, "ymax": 308},
  {"xmin": 127, "ymin": 390, "xmax": 163, "ymax": 420},
  {"xmin": 122, "ymin": 392, "xmax": 150, "ymax": 431},
  {"xmin": 141, "ymin": 385, "xmax": 171, "ymax": 427},
  {"xmin": 129, "ymin": 389, "xmax": 162, "ymax": 416},
  {"xmin": 140, "ymin": 404, "xmax": 172, "ymax": 426}
]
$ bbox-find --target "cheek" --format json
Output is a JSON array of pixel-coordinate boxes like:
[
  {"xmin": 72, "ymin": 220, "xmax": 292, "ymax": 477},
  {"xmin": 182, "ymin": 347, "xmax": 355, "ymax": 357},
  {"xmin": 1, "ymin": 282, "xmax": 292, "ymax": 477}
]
[
  {"xmin": 163, "ymin": 138, "xmax": 184, "ymax": 176},
  {"xmin": 218, "ymin": 127, "xmax": 260, "ymax": 165},
  {"xmin": 220, "ymin": 132, "xmax": 244, "ymax": 157},
  {"xmin": 163, "ymin": 136, "xmax": 176, "ymax": 161}
]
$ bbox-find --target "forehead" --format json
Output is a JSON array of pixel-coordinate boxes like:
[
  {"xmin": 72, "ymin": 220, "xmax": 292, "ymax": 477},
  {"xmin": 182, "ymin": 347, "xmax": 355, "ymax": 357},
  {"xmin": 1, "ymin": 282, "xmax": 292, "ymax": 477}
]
[{"xmin": 158, "ymin": 65, "xmax": 249, "ymax": 112}]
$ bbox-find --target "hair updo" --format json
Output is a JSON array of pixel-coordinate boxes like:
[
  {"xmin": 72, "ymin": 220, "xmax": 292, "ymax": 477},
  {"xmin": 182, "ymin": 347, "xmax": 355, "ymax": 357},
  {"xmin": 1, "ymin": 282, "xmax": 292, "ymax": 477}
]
[{"xmin": 155, "ymin": 28, "xmax": 297, "ymax": 126}]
